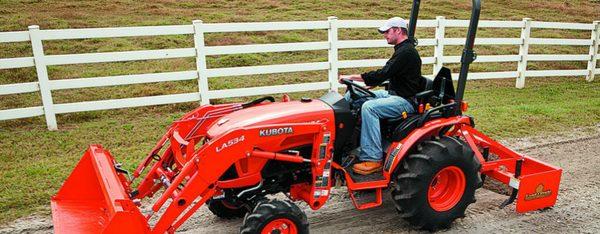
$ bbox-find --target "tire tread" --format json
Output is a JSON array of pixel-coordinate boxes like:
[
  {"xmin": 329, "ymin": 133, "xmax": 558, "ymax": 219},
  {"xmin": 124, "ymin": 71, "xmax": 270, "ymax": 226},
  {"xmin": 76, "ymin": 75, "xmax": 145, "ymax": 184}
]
[{"xmin": 391, "ymin": 136, "xmax": 480, "ymax": 231}]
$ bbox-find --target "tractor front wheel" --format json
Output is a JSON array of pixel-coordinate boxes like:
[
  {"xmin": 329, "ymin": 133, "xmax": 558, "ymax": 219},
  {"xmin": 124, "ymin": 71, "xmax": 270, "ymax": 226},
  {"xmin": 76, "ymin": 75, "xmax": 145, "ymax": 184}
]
[
  {"xmin": 207, "ymin": 199, "xmax": 247, "ymax": 219},
  {"xmin": 240, "ymin": 198, "xmax": 309, "ymax": 234},
  {"xmin": 391, "ymin": 136, "xmax": 482, "ymax": 231}
]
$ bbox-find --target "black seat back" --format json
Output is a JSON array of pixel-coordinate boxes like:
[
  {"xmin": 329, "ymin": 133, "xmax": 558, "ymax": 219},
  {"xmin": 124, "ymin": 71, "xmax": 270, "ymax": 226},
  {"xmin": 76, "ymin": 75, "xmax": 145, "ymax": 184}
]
[
  {"xmin": 421, "ymin": 76, "xmax": 433, "ymax": 92},
  {"xmin": 431, "ymin": 67, "xmax": 455, "ymax": 105}
]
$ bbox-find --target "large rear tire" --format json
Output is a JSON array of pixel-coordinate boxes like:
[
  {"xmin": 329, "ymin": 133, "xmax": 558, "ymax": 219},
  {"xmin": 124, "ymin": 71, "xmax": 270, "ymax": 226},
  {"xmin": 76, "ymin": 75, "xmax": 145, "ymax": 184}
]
[
  {"xmin": 240, "ymin": 198, "xmax": 309, "ymax": 234},
  {"xmin": 391, "ymin": 136, "xmax": 482, "ymax": 231}
]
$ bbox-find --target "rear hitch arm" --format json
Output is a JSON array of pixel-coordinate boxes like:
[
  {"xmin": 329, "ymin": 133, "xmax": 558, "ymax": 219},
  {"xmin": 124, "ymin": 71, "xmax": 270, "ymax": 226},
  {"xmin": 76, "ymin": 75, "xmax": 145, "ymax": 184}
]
[{"xmin": 500, "ymin": 159, "xmax": 523, "ymax": 208}]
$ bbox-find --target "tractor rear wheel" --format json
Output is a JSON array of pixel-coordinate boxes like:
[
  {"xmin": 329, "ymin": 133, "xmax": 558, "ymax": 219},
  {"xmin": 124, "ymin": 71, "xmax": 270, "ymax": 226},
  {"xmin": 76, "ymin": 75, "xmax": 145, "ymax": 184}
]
[
  {"xmin": 240, "ymin": 198, "xmax": 309, "ymax": 234},
  {"xmin": 391, "ymin": 136, "xmax": 482, "ymax": 231}
]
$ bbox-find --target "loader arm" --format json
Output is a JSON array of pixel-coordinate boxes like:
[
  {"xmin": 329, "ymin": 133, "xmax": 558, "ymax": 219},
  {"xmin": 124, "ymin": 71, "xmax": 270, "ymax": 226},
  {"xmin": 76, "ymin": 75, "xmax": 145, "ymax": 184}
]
[
  {"xmin": 133, "ymin": 103, "xmax": 242, "ymax": 183},
  {"xmin": 149, "ymin": 122, "xmax": 327, "ymax": 233}
]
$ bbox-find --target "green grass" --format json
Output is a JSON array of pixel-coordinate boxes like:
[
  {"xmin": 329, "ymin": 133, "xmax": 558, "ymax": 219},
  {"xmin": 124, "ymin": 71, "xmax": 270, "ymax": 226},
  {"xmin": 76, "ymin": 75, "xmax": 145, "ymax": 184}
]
[{"xmin": 0, "ymin": 0, "xmax": 599, "ymax": 225}]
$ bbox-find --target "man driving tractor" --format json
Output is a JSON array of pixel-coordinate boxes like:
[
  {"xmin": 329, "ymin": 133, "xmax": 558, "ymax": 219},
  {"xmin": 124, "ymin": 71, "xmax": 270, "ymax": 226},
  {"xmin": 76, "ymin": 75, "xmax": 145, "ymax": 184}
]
[{"xmin": 339, "ymin": 17, "xmax": 423, "ymax": 175}]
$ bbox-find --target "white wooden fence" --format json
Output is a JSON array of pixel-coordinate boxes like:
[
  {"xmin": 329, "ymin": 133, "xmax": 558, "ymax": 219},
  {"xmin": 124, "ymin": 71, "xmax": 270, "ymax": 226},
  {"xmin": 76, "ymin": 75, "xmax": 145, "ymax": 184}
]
[{"xmin": 1, "ymin": 17, "xmax": 599, "ymax": 130}]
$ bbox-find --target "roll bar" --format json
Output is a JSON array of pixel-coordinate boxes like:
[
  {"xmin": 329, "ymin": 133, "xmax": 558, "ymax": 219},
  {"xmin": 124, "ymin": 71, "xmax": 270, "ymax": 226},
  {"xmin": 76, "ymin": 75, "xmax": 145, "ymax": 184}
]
[
  {"xmin": 455, "ymin": 0, "xmax": 481, "ymax": 108},
  {"xmin": 408, "ymin": 0, "xmax": 481, "ymax": 115},
  {"xmin": 407, "ymin": 0, "xmax": 420, "ymax": 43}
]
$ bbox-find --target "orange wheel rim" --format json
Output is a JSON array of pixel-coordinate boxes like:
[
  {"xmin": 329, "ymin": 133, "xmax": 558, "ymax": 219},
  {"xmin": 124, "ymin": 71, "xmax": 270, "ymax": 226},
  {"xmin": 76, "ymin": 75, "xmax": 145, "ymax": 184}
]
[
  {"xmin": 261, "ymin": 218, "xmax": 298, "ymax": 234},
  {"xmin": 427, "ymin": 166, "xmax": 466, "ymax": 212}
]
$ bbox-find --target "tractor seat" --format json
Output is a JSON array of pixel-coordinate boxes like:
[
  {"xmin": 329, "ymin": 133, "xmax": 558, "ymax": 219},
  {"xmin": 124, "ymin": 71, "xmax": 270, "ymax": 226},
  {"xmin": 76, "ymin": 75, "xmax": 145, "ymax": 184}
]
[{"xmin": 380, "ymin": 76, "xmax": 433, "ymax": 139}]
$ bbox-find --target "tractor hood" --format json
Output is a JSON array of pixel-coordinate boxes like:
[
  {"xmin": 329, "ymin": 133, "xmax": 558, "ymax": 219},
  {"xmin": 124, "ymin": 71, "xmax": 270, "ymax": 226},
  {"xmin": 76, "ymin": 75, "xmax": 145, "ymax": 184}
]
[{"xmin": 206, "ymin": 99, "xmax": 334, "ymax": 138}]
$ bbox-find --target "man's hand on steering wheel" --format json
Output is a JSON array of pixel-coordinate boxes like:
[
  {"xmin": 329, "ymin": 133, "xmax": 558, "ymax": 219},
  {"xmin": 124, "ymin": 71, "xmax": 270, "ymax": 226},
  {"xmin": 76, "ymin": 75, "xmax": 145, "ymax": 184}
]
[
  {"xmin": 338, "ymin": 74, "xmax": 352, "ymax": 84},
  {"xmin": 338, "ymin": 74, "xmax": 375, "ymax": 89},
  {"xmin": 339, "ymin": 76, "xmax": 376, "ymax": 100}
]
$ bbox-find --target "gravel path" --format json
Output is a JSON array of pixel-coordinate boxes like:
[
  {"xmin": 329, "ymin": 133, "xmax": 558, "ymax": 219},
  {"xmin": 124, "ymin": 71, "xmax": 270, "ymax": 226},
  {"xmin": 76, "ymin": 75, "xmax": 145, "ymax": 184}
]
[{"xmin": 2, "ymin": 125, "xmax": 599, "ymax": 233}]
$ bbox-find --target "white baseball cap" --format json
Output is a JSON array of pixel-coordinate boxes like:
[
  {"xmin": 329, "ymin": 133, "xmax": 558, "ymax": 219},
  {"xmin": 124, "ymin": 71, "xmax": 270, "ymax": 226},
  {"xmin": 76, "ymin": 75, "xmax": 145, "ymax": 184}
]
[{"xmin": 378, "ymin": 17, "xmax": 408, "ymax": 33}]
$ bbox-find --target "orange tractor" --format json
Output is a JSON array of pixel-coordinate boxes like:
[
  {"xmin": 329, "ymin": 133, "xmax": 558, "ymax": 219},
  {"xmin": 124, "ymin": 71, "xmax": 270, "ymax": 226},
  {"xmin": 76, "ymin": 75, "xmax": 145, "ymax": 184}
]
[{"xmin": 51, "ymin": 0, "xmax": 562, "ymax": 233}]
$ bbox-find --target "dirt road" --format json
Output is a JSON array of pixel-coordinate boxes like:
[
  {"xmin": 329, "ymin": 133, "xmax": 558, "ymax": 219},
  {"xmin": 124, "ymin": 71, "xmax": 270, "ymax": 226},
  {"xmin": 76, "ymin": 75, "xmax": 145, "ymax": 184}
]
[{"xmin": 3, "ymin": 126, "xmax": 599, "ymax": 233}]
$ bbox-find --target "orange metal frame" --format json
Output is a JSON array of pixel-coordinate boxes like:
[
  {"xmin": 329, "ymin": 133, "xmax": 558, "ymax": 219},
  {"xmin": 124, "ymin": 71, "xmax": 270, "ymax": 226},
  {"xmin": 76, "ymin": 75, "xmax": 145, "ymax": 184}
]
[{"xmin": 51, "ymin": 102, "xmax": 562, "ymax": 233}]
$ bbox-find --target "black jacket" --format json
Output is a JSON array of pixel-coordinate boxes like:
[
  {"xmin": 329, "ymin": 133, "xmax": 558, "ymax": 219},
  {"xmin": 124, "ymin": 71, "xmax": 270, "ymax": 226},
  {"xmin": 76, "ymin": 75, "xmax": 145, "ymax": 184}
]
[{"xmin": 361, "ymin": 40, "xmax": 422, "ymax": 98}]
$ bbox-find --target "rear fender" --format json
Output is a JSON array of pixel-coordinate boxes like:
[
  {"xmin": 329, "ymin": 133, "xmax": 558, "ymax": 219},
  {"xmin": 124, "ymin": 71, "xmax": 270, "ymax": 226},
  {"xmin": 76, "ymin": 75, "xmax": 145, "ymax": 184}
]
[
  {"xmin": 382, "ymin": 118, "xmax": 561, "ymax": 213},
  {"xmin": 383, "ymin": 116, "xmax": 472, "ymax": 177}
]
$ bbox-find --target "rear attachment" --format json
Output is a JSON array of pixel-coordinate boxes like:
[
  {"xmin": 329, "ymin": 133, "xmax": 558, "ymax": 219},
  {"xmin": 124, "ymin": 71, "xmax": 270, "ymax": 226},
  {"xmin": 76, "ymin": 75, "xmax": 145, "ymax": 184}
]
[{"xmin": 459, "ymin": 125, "xmax": 562, "ymax": 212}]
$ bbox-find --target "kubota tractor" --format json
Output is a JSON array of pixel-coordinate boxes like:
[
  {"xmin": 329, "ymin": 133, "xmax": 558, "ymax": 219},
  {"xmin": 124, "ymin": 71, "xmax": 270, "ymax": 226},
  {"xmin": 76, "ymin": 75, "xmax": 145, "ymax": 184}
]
[{"xmin": 50, "ymin": 0, "xmax": 562, "ymax": 233}]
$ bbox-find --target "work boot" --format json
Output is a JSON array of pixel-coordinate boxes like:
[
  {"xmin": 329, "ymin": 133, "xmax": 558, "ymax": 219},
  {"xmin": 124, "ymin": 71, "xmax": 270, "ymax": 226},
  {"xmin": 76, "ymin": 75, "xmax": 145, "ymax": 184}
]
[{"xmin": 352, "ymin": 161, "xmax": 382, "ymax": 175}]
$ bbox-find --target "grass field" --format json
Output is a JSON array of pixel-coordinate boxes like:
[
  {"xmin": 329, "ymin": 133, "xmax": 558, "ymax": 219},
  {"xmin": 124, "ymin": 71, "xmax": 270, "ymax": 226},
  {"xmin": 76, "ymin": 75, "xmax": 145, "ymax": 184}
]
[{"xmin": 0, "ymin": 0, "xmax": 599, "ymax": 225}]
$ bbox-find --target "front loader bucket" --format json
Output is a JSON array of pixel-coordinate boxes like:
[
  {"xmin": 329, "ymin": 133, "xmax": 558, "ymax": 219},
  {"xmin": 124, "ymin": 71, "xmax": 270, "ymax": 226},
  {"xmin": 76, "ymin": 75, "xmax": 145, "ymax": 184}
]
[{"xmin": 51, "ymin": 145, "xmax": 149, "ymax": 234}]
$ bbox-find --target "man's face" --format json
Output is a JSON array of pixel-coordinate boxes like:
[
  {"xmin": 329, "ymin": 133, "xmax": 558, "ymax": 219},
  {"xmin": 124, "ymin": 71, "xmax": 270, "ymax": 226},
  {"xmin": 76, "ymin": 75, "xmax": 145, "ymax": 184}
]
[{"xmin": 383, "ymin": 28, "xmax": 402, "ymax": 45}]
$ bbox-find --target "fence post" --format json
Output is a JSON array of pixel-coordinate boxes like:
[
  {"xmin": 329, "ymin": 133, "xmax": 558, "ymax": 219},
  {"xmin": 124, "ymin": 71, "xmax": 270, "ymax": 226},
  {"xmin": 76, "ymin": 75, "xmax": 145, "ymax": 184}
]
[
  {"xmin": 586, "ymin": 21, "xmax": 599, "ymax": 82},
  {"xmin": 327, "ymin": 16, "xmax": 339, "ymax": 92},
  {"xmin": 516, "ymin": 18, "xmax": 531, "ymax": 89},
  {"xmin": 29, "ymin": 25, "xmax": 57, "ymax": 130},
  {"xmin": 433, "ymin": 16, "xmax": 446, "ymax": 76},
  {"xmin": 193, "ymin": 20, "xmax": 210, "ymax": 105}
]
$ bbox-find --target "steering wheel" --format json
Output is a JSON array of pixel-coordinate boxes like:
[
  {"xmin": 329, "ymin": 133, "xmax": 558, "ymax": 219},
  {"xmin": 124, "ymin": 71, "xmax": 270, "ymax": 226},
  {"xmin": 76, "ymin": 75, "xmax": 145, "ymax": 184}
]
[{"xmin": 340, "ymin": 78, "xmax": 376, "ymax": 100}]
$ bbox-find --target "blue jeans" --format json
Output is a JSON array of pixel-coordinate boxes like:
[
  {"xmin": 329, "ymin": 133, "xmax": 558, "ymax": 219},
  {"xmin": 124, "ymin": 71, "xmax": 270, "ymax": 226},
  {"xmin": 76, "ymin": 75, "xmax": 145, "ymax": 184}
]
[{"xmin": 345, "ymin": 90, "xmax": 415, "ymax": 162}]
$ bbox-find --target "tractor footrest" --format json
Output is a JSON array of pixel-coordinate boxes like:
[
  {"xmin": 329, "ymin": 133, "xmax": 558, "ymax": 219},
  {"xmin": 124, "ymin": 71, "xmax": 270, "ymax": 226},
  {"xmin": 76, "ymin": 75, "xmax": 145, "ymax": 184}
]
[{"xmin": 346, "ymin": 169, "xmax": 384, "ymax": 183}]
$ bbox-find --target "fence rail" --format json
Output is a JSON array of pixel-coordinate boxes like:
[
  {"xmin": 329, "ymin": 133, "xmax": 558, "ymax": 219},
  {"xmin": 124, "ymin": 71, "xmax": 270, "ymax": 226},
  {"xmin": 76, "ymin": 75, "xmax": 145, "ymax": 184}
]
[{"xmin": 0, "ymin": 17, "xmax": 599, "ymax": 130}]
